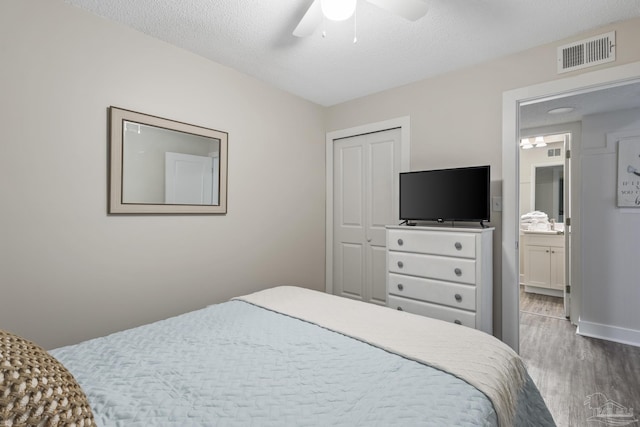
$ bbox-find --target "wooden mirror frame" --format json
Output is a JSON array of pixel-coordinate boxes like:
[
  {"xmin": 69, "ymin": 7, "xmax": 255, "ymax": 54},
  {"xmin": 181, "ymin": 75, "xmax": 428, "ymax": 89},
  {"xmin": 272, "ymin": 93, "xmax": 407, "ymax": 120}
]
[{"xmin": 108, "ymin": 107, "xmax": 228, "ymax": 214}]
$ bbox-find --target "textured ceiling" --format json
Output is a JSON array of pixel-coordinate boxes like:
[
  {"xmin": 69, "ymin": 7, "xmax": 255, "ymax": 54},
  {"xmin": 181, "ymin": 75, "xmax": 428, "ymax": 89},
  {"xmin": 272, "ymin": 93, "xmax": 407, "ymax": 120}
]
[{"xmin": 64, "ymin": 0, "xmax": 640, "ymax": 106}]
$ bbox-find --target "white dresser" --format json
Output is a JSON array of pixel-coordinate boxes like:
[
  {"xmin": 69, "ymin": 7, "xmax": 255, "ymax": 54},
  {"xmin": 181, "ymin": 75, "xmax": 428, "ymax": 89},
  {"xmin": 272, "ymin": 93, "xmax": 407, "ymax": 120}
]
[{"xmin": 386, "ymin": 225, "xmax": 494, "ymax": 334}]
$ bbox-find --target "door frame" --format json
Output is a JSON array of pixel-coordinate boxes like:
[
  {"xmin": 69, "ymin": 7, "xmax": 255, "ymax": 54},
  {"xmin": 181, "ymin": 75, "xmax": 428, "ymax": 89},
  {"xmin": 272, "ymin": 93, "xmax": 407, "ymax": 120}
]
[
  {"xmin": 519, "ymin": 126, "xmax": 577, "ymax": 319},
  {"xmin": 501, "ymin": 61, "xmax": 640, "ymax": 352},
  {"xmin": 325, "ymin": 116, "xmax": 411, "ymax": 294}
]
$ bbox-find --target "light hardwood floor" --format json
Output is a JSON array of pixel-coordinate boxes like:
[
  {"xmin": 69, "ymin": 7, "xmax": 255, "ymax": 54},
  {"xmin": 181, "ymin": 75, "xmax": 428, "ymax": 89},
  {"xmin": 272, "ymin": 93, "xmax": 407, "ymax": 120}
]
[
  {"xmin": 519, "ymin": 288, "xmax": 640, "ymax": 427},
  {"xmin": 519, "ymin": 286, "xmax": 566, "ymax": 319}
]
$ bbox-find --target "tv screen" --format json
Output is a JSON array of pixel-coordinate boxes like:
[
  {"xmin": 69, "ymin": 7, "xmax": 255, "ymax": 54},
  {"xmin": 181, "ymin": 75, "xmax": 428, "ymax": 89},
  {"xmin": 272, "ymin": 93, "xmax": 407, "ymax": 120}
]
[{"xmin": 399, "ymin": 166, "xmax": 490, "ymax": 223}]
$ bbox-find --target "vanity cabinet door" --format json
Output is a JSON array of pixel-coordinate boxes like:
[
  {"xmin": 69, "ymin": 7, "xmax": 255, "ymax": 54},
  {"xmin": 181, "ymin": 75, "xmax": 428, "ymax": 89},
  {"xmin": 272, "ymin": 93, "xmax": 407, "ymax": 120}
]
[
  {"xmin": 524, "ymin": 245, "xmax": 552, "ymax": 288},
  {"xmin": 550, "ymin": 247, "xmax": 565, "ymax": 291}
]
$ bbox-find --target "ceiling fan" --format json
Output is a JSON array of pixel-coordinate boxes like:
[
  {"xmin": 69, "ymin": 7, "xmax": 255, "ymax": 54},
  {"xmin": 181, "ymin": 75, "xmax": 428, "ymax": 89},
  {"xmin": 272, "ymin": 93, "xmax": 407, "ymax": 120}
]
[{"xmin": 293, "ymin": 0, "xmax": 429, "ymax": 37}]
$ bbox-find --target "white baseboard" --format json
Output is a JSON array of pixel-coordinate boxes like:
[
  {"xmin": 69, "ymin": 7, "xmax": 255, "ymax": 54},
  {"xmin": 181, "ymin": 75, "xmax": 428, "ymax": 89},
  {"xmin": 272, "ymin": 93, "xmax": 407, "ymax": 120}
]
[{"xmin": 577, "ymin": 319, "xmax": 640, "ymax": 348}]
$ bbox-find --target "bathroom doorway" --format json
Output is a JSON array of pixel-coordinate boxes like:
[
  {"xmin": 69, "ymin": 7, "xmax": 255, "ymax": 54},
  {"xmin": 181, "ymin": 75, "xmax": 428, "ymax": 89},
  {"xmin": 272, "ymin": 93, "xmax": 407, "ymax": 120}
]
[
  {"xmin": 518, "ymin": 132, "xmax": 571, "ymax": 321},
  {"xmin": 502, "ymin": 62, "xmax": 640, "ymax": 352}
]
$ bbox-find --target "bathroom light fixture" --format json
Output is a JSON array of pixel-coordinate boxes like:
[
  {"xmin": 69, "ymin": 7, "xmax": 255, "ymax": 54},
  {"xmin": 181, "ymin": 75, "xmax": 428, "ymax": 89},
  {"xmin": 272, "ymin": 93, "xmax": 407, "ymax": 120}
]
[
  {"xmin": 520, "ymin": 138, "xmax": 533, "ymax": 149},
  {"xmin": 321, "ymin": 0, "xmax": 357, "ymax": 21},
  {"xmin": 547, "ymin": 107, "xmax": 574, "ymax": 114},
  {"xmin": 534, "ymin": 136, "xmax": 547, "ymax": 148}
]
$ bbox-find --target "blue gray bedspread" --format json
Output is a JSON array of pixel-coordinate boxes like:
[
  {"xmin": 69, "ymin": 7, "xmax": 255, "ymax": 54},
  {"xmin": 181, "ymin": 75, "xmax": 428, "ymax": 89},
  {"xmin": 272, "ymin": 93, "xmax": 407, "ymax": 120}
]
[{"xmin": 51, "ymin": 296, "xmax": 554, "ymax": 426}]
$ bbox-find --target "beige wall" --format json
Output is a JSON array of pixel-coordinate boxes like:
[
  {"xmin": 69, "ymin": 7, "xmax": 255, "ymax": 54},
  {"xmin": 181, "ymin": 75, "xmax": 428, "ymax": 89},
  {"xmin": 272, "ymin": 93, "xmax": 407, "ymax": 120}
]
[
  {"xmin": 326, "ymin": 17, "xmax": 640, "ymax": 338},
  {"xmin": 2, "ymin": 0, "xmax": 640, "ymax": 349},
  {"xmin": 0, "ymin": 0, "xmax": 326, "ymax": 349}
]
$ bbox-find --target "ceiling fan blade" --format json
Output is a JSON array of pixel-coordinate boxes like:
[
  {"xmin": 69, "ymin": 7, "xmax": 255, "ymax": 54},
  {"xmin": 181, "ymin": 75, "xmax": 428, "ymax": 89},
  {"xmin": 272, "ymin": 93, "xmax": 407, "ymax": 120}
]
[
  {"xmin": 293, "ymin": 0, "xmax": 323, "ymax": 37},
  {"xmin": 366, "ymin": 0, "xmax": 428, "ymax": 21}
]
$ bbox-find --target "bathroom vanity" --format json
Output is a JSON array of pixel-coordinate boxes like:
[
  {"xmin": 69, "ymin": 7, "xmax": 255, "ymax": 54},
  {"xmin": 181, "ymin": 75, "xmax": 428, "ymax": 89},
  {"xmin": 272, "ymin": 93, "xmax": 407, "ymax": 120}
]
[{"xmin": 522, "ymin": 231, "xmax": 565, "ymax": 297}]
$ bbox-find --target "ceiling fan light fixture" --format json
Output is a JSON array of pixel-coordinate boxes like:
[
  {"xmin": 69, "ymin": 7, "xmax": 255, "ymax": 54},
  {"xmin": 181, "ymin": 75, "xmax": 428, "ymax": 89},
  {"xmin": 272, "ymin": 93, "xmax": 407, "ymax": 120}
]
[{"xmin": 320, "ymin": 0, "xmax": 357, "ymax": 21}]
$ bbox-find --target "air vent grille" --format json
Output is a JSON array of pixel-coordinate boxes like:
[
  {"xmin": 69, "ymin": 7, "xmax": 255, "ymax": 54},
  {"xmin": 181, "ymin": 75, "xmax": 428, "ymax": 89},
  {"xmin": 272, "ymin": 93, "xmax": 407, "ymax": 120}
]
[
  {"xmin": 557, "ymin": 31, "xmax": 615, "ymax": 74},
  {"xmin": 547, "ymin": 148, "xmax": 562, "ymax": 158}
]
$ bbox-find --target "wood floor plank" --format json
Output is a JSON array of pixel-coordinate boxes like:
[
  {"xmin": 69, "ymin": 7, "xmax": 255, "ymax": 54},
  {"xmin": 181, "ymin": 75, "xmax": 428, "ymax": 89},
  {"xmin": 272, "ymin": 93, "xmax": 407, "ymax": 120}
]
[
  {"xmin": 519, "ymin": 286, "xmax": 565, "ymax": 319},
  {"xmin": 519, "ymin": 296, "xmax": 640, "ymax": 427}
]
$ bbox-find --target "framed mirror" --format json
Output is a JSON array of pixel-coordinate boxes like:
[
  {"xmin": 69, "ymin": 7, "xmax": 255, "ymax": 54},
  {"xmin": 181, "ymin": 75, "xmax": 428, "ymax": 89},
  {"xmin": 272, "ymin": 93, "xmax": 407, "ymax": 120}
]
[
  {"xmin": 534, "ymin": 164, "xmax": 564, "ymax": 222},
  {"xmin": 109, "ymin": 107, "xmax": 228, "ymax": 214}
]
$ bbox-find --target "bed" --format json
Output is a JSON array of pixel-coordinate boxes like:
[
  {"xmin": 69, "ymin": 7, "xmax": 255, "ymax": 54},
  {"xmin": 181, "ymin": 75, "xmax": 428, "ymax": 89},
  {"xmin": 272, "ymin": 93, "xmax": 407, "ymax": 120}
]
[{"xmin": 36, "ymin": 286, "xmax": 554, "ymax": 426}]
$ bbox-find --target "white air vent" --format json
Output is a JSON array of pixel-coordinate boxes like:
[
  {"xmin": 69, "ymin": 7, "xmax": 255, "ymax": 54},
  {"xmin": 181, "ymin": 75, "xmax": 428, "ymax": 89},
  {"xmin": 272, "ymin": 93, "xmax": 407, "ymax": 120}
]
[
  {"xmin": 547, "ymin": 148, "xmax": 562, "ymax": 158},
  {"xmin": 557, "ymin": 31, "xmax": 615, "ymax": 74}
]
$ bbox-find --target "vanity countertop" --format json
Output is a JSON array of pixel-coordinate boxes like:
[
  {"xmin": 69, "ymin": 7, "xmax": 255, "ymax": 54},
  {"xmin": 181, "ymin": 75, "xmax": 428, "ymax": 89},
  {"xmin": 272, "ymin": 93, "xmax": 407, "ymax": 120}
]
[{"xmin": 523, "ymin": 230, "xmax": 564, "ymax": 235}]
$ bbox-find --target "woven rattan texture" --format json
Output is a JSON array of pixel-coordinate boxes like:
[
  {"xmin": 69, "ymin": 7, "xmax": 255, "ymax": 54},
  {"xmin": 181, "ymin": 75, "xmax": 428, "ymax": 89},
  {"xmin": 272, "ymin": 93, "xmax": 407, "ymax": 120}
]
[{"xmin": 0, "ymin": 330, "xmax": 95, "ymax": 427}]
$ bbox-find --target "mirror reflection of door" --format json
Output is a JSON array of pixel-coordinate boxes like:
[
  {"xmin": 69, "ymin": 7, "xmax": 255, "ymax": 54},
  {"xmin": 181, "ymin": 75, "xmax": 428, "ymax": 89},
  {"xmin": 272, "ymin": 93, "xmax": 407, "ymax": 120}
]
[{"xmin": 165, "ymin": 152, "xmax": 219, "ymax": 205}]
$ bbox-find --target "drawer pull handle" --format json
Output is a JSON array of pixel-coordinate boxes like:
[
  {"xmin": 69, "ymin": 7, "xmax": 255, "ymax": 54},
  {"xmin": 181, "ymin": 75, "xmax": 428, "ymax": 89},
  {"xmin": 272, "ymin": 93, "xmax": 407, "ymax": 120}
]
[
  {"xmin": 397, "ymin": 284, "xmax": 404, "ymax": 291},
  {"xmin": 454, "ymin": 320, "xmax": 462, "ymax": 325},
  {"xmin": 397, "ymin": 307, "xmax": 403, "ymax": 311},
  {"xmin": 397, "ymin": 238, "xmax": 404, "ymax": 246},
  {"xmin": 454, "ymin": 268, "xmax": 462, "ymax": 276},
  {"xmin": 397, "ymin": 261, "xmax": 404, "ymax": 268},
  {"xmin": 455, "ymin": 293, "xmax": 462, "ymax": 302},
  {"xmin": 455, "ymin": 242, "xmax": 462, "ymax": 250}
]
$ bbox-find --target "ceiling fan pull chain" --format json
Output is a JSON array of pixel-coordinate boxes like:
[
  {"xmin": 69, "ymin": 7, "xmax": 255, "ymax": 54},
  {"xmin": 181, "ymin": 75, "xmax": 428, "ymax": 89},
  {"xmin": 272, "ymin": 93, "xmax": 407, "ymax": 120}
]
[
  {"xmin": 322, "ymin": 15, "xmax": 326, "ymax": 38},
  {"xmin": 353, "ymin": 3, "xmax": 358, "ymax": 43}
]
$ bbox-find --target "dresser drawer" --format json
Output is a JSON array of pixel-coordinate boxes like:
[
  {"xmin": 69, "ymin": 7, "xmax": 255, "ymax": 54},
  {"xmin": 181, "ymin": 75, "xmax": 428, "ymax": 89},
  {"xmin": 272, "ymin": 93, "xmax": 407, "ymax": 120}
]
[
  {"xmin": 388, "ymin": 273, "xmax": 476, "ymax": 310},
  {"xmin": 388, "ymin": 295, "xmax": 476, "ymax": 328},
  {"xmin": 388, "ymin": 252, "xmax": 476, "ymax": 285},
  {"xmin": 387, "ymin": 229, "xmax": 476, "ymax": 258}
]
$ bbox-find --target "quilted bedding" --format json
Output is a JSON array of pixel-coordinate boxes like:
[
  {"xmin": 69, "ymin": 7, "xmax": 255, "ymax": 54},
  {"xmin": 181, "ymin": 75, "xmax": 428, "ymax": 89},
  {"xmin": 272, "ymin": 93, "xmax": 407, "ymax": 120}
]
[{"xmin": 51, "ymin": 287, "xmax": 555, "ymax": 426}]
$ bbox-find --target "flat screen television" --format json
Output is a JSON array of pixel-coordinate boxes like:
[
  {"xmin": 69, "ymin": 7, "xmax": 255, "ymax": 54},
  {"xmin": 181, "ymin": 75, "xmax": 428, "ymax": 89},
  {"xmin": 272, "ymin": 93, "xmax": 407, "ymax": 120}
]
[{"xmin": 399, "ymin": 165, "xmax": 490, "ymax": 225}]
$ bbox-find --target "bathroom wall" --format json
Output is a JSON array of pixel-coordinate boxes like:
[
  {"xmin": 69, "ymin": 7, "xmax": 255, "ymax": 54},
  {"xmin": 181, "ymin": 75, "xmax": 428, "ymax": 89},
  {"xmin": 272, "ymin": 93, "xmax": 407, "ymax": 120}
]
[{"xmin": 578, "ymin": 107, "xmax": 640, "ymax": 344}]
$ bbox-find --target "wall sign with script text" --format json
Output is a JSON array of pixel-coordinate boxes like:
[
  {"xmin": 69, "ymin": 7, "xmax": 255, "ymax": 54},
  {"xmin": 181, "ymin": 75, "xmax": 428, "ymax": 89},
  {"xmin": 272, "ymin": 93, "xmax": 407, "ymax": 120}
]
[{"xmin": 617, "ymin": 138, "xmax": 640, "ymax": 207}]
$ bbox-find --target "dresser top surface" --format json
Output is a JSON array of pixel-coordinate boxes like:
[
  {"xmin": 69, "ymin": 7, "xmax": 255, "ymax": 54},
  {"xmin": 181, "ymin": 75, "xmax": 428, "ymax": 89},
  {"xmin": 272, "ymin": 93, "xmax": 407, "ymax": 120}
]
[{"xmin": 386, "ymin": 225, "xmax": 494, "ymax": 234}]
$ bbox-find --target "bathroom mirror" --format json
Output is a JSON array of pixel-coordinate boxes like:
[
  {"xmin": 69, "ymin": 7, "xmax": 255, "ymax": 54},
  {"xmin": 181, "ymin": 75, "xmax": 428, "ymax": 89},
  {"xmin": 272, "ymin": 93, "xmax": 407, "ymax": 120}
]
[
  {"xmin": 109, "ymin": 107, "xmax": 228, "ymax": 214},
  {"xmin": 534, "ymin": 164, "xmax": 563, "ymax": 222}
]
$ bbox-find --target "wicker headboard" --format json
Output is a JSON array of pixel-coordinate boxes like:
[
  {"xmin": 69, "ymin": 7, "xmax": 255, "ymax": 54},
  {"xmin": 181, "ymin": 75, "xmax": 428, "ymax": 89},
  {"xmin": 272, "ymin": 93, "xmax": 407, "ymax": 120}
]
[{"xmin": 0, "ymin": 329, "xmax": 95, "ymax": 426}]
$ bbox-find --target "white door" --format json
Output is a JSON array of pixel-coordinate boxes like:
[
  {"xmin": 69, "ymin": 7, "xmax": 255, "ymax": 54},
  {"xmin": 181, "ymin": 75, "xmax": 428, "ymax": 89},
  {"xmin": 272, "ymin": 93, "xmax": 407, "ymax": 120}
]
[
  {"xmin": 563, "ymin": 135, "xmax": 571, "ymax": 318},
  {"xmin": 165, "ymin": 152, "xmax": 214, "ymax": 204},
  {"xmin": 333, "ymin": 128, "xmax": 402, "ymax": 305}
]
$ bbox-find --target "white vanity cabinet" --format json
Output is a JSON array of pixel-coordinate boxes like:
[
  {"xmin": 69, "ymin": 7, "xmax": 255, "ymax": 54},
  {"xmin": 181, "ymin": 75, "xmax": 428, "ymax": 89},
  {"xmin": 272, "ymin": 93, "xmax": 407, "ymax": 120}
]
[
  {"xmin": 386, "ymin": 226, "xmax": 494, "ymax": 334},
  {"xmin": 523, "ymin": 233, "xmax": 565, "ymax": 295}
]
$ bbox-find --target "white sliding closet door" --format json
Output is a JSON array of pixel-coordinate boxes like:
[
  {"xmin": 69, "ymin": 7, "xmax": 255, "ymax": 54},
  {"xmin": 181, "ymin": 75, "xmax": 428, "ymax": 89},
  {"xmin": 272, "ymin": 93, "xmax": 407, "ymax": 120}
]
[{"xmin": 333, "ymin": 128, "xmax": 401, "ymax": 305}]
